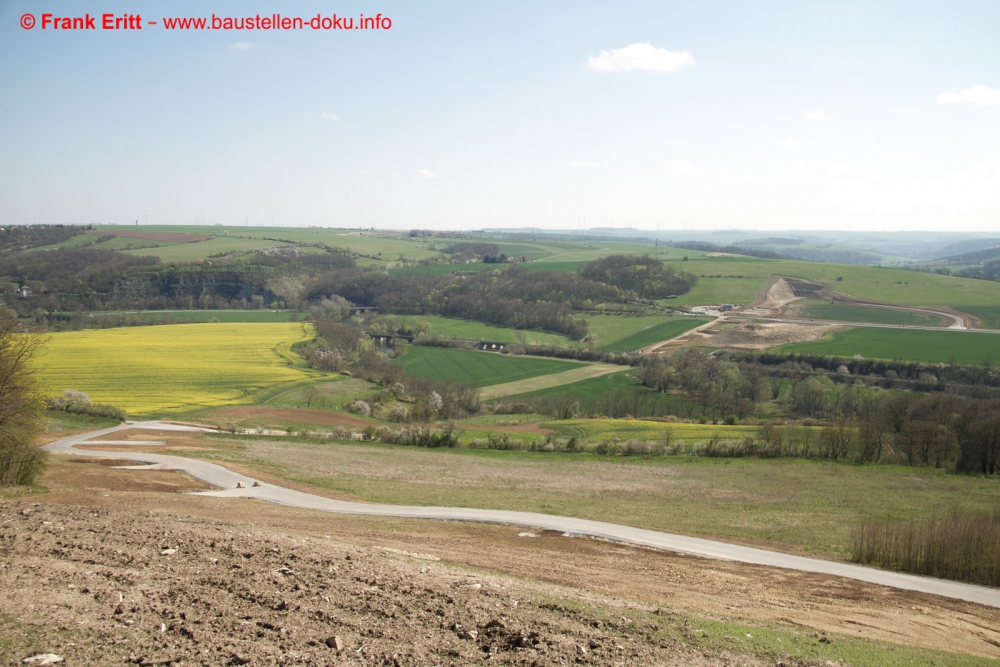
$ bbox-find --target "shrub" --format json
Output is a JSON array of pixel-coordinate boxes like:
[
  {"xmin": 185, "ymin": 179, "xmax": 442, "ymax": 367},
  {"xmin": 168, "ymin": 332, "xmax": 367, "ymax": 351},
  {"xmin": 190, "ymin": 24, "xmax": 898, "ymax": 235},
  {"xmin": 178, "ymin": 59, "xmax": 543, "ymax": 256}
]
[
  {"xmin": 349, "ymin": 400, "xmax": 371, "ymax": 416},
  {"xmin": 47, "ymin": 389, "xmax": 127, "ymax": 421},
  {"xmin": 851, "ymin": 509, "xmax": 1000, "ymax": 587}
]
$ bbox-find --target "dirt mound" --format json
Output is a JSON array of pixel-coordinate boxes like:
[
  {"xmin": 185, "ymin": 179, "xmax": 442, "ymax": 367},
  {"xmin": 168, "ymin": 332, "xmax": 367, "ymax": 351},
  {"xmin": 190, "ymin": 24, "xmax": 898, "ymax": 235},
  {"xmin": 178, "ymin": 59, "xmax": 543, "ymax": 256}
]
[
  {"xmin": 710, "ymin": 322, "xmax": 836, "ymax": 349},
  {"xmin": 760, "ymin": 277, "xmax": 799, "ymax": 309}
]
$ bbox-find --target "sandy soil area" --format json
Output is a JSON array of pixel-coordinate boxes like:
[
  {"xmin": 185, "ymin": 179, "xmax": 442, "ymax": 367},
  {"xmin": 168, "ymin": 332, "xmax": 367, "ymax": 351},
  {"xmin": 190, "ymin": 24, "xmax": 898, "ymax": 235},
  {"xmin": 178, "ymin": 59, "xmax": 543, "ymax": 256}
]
[
  {"xmin": 2, "ymin": 456, "xmax": 998, "ymax": 665},
  {"xmin": 707, "ymin": 322, "xmax": 837, "ymax": 349}
]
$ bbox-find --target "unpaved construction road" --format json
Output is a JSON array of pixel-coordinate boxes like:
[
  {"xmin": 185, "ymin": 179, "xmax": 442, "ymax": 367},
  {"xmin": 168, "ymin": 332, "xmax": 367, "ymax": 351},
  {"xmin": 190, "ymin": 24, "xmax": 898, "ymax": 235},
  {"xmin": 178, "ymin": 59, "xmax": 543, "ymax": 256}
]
[{"xmin": 45, "ymin": 422, "xmax": 1000, "ymax": 610}]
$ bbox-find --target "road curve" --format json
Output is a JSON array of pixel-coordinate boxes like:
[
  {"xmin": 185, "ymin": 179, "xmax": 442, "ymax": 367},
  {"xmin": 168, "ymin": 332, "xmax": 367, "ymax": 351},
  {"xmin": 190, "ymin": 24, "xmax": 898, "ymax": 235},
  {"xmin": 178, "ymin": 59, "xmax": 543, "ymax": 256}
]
[{"xmin": 44, "ymin": 421, "xmax": 1000, "ymax": 609}]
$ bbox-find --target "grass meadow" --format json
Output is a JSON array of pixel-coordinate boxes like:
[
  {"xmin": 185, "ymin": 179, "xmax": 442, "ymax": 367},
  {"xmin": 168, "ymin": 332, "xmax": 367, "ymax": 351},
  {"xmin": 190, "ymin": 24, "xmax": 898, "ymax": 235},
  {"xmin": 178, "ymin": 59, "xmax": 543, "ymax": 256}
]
[
  {"xmin": 790, "ymin": 302, "xmax": 942, "ymax": 326},
  {"xmin": 393, "ymin": 346, "xmax": 584, "ymax": 387},
  {"xmin": 34, "ymin": 322, "xmax": 320, "ymax": 416},
  {"xmin": 774, "ymin": 326, "xmax": 1000, "ymax": 364},
  {"xmin": 187, "ymin": 433, "xmax": 1000, "ymax": 560},
  {"xmin": 668, "ymin": 255, "xmax": 1000, "ymax": 313}
]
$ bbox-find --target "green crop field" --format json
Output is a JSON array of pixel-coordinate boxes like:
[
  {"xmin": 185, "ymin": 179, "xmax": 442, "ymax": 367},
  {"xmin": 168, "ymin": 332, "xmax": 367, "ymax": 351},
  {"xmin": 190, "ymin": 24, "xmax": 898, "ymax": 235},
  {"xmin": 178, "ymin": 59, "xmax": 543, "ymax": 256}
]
[
  {"xmin": 582, "ymin": 314, "xmax": 705, "ymax": 349},
  {"xmin": 393, "ymin": 346, "xmax": 584, "ymax": 387},
  {"xmin": 601, "ymin": 317, "xmax": 709, "ymax": 351},
  {"xmin": 788, "ymin": 302, "xmax": 941, "ymax": 326},
  {"xmin": 774, "ymin": 327, "xmax": 1000, "ymax": 365},
  {"xmin": 512, "ymin": 369, "xmax": 640, "ymax": 401},
  {"xmin": 387, "ymin": 315, "xmax": 571, "ymax": 346},
  {"xmin": 34, "ymin": 322, "xmax": 320, "ymax": 417}
]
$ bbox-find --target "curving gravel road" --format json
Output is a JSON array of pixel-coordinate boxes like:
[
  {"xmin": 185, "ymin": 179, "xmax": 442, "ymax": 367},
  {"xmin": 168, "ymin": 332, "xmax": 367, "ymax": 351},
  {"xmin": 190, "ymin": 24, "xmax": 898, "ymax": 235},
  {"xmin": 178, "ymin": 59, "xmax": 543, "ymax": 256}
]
[{"xmin": 45, "ymin": 421, "xmax": 1000, "ymax": 609}]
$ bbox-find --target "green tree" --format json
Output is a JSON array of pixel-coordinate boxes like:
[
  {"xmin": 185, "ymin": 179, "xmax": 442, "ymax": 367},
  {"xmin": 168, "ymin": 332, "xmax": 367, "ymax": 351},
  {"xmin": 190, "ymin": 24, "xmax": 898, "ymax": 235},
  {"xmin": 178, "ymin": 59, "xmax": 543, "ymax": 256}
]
[{"xmin": 0, "ymin": 310, "xmax": 47, "ymax": 486}]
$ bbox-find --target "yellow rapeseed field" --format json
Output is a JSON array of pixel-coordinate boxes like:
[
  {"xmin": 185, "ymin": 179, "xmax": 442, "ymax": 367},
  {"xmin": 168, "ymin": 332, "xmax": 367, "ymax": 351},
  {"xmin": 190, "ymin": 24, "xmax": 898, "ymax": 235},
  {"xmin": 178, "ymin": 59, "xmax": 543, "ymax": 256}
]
[{"xmin": 34, "ymin": 322, "xmax": 319, "ymax": 417}]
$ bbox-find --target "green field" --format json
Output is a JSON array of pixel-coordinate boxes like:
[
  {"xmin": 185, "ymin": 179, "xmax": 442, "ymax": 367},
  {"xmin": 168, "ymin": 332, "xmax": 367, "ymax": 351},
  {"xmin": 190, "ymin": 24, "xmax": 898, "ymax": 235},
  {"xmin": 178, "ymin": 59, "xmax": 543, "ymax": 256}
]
[
  {"xmin": 601, "ymin": 316, "xmax": 708, "ymax": 351},
  {"xmin": 669, "ymin": 255, "xmax": 1000, "ymax": 313},
  {"xmin": 122, "ymin": 236, "xmax": 294, "ymax": 261},
  {"xmin": 34, "ymin": 322, "xmax": 321, "ymax": 416},
  {"xmin": 388, "ymin": 315, "xmax": 572, "ymax": 346},
  {"xmin": 188, "ymin": 433, "xmax": 1000, "ymax": 561},
  {"xmin": 789, "ymin": 302, "xmax": 941, "ymax": 326},
  {"xmin": 104, "ymin": 309, "xmax": 299, "ymax": 323},
  {"xmin": 775, "ymin": 327, "xmax": 1000, "ymax": 365},
  {"xmin": 580, "ymin": 314, "xmax": 703, "ymax": 349},
  {"xmin": 513, "ymin": 369, "xmax": 639, "ymax": 401},
  {"xmin": 393, "ymin": 346, "xmax": 584, "ymax": 387}
]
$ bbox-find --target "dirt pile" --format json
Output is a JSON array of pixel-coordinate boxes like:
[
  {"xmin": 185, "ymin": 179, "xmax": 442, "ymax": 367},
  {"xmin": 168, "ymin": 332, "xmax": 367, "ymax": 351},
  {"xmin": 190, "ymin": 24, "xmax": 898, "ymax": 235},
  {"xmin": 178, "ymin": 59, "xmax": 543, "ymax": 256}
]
[
  {"xmin": 1, "ymin": 501, "xmax": 764, "ymax": 666},
  {"xmin": 709, "ymin": 322, "xmax": 835, "ymax": 349}
]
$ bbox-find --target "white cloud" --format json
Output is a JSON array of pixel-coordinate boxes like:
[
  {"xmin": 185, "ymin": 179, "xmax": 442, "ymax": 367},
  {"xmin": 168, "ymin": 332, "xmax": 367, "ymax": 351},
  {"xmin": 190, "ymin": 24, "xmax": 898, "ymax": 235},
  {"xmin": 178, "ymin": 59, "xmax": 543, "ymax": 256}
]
[
  {"xmin": 778, "ymin": 137, "xmax": 816, "ymax": 150},
  {"xmin": 662, "ymin": 159, "xmax": 695, "ymax": 175},
  {"xmin": 321, "ymin": 112, "xmax": 340, "ymax": 122},
  {"xmin": 805, "ymin": 110, "xmax": 840, "ymax": 123},
  {"xmin": 587, "ymin": 43, "xmax": 695, "ymax": 73},
  {"xmin": 571, "ymin": 160, "xmax": 599, "ymax": 169},
  {"xmin": 936, "ymin": 85, "xmax": 1000, "ymax": 108},
  {"xmin": 229, "ymin": 41, "xmax": 259, "ymax": 50},
  {"xmin": 417, "ymin": 168, "xmax": 439, "ymax": 179}
]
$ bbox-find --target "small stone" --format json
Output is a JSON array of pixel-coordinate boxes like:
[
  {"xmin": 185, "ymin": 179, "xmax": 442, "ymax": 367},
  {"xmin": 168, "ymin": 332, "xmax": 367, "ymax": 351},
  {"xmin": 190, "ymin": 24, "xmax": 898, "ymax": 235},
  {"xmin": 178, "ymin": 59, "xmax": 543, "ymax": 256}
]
[
  {"xmin": 324, "ymin": 636, "xmax": 344, "ymax": 650},
  {"xmin": 22, "ymin": 655, "xmax": 62, "ymax": 665},
  {"xmin": 20, "ymin": 509, "xmax": 31, "ymax": 516},
  {"xmin": 588, "ymin": 639, "xmax": 600, "ymax": 649},
  {"xmin": 514, "ymin": 636, "xmax": 531, "ymax": 648},
  {"xmin": 577, "ymin": 645, "xmax": 588, "ymax": 654},
  {"xmin": 160, "ymin": 548, "xmax": 177, "ymax": 556},
  {"xmin": 236, "ymin": 482, "xmax": 245, "ymax": 489},
  {"xmin": 228, "ymin": 654, "xmax": 250, "ymax": 666}
]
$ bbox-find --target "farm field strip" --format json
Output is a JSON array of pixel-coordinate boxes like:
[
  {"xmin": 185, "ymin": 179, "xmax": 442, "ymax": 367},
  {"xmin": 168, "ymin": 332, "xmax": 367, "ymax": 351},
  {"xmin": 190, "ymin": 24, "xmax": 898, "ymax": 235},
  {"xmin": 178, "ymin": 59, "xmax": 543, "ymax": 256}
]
[
  {"xmin": 393, "ymin": 346, "xmax": 584, "ymax": 387},
  {"xmin": 602, "ymin": 317, "xmax": 710, "ymax": 352},
  {"xmin": 773, "ymin": 326, "xmax": 1000, "ymax": 365},
  {"xmin": 480, "ymin": 363, "xmax": 622, "ymax": 399},
  {"xmin": 34, "ymin": 322, "xmax": 320, "ymax": 417}
]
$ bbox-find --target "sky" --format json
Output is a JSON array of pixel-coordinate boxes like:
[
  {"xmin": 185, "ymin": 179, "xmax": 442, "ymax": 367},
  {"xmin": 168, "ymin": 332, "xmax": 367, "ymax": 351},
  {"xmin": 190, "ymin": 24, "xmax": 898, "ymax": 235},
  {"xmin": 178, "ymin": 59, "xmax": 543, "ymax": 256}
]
[{"xmin": 0, "ymin": 1, "xmax": 998, "ymax": 232}]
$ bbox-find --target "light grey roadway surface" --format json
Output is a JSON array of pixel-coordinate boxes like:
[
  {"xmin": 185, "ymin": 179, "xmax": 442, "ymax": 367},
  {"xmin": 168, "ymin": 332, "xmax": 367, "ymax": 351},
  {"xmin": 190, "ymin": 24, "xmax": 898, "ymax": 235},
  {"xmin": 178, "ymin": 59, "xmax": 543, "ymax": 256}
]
[{"xmin": 45, "ymin": 421, "xmax": 1000, "ymax": 609}]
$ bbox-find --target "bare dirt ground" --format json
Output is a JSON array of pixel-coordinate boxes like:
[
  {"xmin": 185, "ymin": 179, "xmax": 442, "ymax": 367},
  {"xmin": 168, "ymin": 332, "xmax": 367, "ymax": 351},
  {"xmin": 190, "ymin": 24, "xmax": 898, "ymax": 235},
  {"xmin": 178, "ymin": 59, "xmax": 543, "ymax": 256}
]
[
  {"xmin": 85, "ymin": 230, "xmax": 213, "ymax": 243},
  {"xmin": 706, "ymin": 322, "xmax": 837, "ymax": 350},
  {"xmin": 212, "ymin": 407, "xmax": 374, "ymax": 430},
  {"xmin": 3, "ymin": 456, "xmax": 999, "ymax": 665},
  {"xmin": 642, "ymin": 319, "xmax": 722, "ymax": 355}
]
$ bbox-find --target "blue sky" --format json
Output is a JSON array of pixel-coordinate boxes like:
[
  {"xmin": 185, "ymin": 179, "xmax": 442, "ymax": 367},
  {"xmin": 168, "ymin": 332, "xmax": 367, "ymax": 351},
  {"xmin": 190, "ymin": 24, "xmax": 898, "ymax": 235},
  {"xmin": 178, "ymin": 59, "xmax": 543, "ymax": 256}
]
[{"xmin": 1, "ymin": 1, "xmax": 997, "ymax": 231}]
